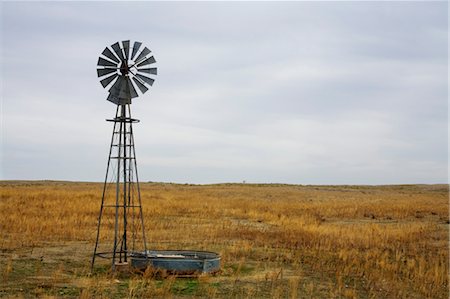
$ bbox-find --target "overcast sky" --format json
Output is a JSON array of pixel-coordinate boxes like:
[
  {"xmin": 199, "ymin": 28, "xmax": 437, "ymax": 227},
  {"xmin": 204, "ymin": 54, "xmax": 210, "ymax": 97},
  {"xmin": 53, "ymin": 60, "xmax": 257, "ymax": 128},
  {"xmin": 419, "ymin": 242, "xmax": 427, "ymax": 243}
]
[{"xmin": 1, "ymin": 1, "xmax": 448, "ymax": 184}]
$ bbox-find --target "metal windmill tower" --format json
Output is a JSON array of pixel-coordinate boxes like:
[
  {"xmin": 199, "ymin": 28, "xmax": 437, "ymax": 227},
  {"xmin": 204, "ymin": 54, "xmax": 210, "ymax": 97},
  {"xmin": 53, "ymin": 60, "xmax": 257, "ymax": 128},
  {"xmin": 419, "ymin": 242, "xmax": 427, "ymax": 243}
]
[{"xmin": 91, "ymin": 40, "xmax": 157, "ymax": 272}]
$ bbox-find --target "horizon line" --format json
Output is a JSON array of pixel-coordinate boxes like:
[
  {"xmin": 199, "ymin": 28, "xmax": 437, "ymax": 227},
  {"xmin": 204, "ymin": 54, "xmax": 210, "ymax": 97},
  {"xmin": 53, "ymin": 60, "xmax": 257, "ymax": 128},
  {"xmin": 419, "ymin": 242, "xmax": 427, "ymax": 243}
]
[{"xmin": 0, "ymin": 179, "xmax": 448, "ymax": 187}]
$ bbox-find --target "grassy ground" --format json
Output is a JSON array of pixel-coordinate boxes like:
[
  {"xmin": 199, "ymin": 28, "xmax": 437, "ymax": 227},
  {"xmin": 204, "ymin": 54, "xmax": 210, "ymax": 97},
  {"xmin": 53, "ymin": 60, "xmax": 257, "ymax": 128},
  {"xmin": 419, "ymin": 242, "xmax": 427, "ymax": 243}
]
[{"xmin": 0, "ymin": 181, "xmax": 448, "ymax": 298}]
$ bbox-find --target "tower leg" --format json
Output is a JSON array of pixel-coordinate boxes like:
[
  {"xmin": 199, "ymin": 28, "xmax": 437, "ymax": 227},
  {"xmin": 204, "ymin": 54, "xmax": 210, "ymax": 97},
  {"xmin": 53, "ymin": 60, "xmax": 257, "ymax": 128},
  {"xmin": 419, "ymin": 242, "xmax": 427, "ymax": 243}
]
[
  {"xmin": 128, "ymin": 105, "xmax": 148, "ymax": 258},
  {"xmin": 122, "ymin": 104, "xmax": 128, "ymax": 263},
  {"xmin": 91, "ymin": 105, "xmax": 119, "ymax": 272}
]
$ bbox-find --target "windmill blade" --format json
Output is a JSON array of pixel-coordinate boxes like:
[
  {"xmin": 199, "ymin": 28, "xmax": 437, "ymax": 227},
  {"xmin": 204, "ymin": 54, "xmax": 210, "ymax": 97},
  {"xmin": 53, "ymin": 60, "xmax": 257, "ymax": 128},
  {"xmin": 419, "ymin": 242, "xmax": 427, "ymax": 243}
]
[
  {"xmin": 118, "ymin": 79, "xmax": 131, "ymax": 99},
  {"xmin": 131, "ymin": 41, "xmax": 142, "ymax": 60},
  {"xmin": 122, "ymin": 40, "xmax": 130, "ymax": 60},
  {"xmin": 98, "ymin": 57, "xmax": 117, "ymax": 67},
  {"xmin": 137, "ymin": 67, "xmax": 157, "ymax": 75},
  {"xmin": 102, "ymin": 47, "xmax": 120, "ymax": 63},
  {"xmin": 107, "ymin": 93, "xmax": 130, "ymax": 105},
  {"xmin": 109, "ymin": 75, "xmax": 126, "ymax": 97},
  {"xmin": 126, "ymin": 77, "xmax": 139, "ymax": 98},
  {"xmin": 134, "ymin": 47, "xmax": 151, "ymax": 64},
  {"xmin": 132, "ymin": 77, "xmax": 149, "ymax": 94},
  {"xmin": 97, "ymin": 68, "xmax": 117, "ymax": 77},
  {"xmin": 106, "ymin": 93, "xmax": 121, "ymax": 105},
  {"xmin": 136, "ymin": 56, "xmax": 156, "ymax": 68},
  {"xmin": 135, "ymin": 73, "xmax": 155, "ymax": 86},
  {"xmin": 111, "ymin": 42, "xmax": 125, "ymax": 61},
  {"xmin": 100, "ymin": 73, "xmax": 118, "ymax": 88}
]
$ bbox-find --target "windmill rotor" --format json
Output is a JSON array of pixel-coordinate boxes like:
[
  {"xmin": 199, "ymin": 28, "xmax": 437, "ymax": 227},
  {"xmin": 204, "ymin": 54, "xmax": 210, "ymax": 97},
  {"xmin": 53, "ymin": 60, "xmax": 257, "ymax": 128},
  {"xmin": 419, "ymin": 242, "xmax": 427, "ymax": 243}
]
[{"xmin": 97, "ymin": 40, "xmax": 157, "ymax": 105}]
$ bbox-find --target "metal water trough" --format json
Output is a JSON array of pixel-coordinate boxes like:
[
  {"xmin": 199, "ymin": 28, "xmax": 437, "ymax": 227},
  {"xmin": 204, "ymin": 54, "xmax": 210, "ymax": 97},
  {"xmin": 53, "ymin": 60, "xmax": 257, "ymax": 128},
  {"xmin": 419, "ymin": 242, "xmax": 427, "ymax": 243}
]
[{"xmin": 130, "ymin": 250, "xmax": 220, "ymax": 275}]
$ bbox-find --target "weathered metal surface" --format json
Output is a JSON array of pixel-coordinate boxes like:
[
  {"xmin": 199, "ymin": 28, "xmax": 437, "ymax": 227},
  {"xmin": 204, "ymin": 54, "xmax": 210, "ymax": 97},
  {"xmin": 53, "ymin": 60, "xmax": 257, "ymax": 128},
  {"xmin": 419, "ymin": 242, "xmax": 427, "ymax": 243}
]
[
  {"xmin": 97, "ymin": 68, "xmax": 117, "ymax": 77},
  {"xmin": 126, "ymin": 77, "xmax": 139, "ymax": 98},
  {"xmin": 100, "ymin": 73, "xmax": 118, "ymax": 88},
  {"xmin": 131, "ymin": 42, "xmax": 142, "ymax": 60},
  {"xmin": 102, "ymin": 47, "xmax": 120, "ymax": 63},
  {"xmin": 111, "ymin": 42, "xmax": 125, "ymax": 61},
  {"xmin": 130, "ymin": 250, "xmax": 221, "ymax": 274},
  {"xmin": 122, "ymin": 40, "xmax": 130, "ymax": 60},
  {"xmin": 135, "ymin": 47, "xmax": 151, "ymax": 64},
  {"xmin": 135, "ymin": 73, "xmax": 155, "ymax": 86},
  {"xmin": 106, "ymin": 93, "xmax": 130, "ymax": 105},
  {"xmin": 109, "ymin": 75, "xmax": 125, "ymax": 97},
  {"xmin": 98, "ymin": 57, "xmax": 117, "ymax": 67},
  {"xmin": 136, "ymin": 56, "xmax": 156, "ymax": 67},
  {"xmin": 132, "ymin": 77, "xmax": 148, "ymax": 94},
  {"xmin": 137, "ymin": 67, "xmax": 157, "ymax": 75},
  {"xmin": 118, "ymin": 77, "xmax": 131, "ymax": 99}
]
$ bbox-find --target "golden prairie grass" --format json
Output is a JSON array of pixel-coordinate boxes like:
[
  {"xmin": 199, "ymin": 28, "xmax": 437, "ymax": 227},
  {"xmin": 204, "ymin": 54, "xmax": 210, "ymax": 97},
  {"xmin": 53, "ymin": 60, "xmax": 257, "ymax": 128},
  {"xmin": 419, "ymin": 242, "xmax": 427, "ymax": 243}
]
[{"xmin": 0, "ymin": 181, "xmax": 448, "ymax": 298}]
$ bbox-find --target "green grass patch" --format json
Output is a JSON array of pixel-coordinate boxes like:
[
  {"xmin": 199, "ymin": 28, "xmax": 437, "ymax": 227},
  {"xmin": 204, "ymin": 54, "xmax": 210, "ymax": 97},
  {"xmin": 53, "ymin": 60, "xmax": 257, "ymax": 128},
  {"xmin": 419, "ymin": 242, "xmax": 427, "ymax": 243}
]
[
  {"xmin": 225, "ymin": 262, "xmax": 255, "ymax": 276},
  {"xmin": 171, "ymin": 279, "xmax": 199, "ymax": 295}
]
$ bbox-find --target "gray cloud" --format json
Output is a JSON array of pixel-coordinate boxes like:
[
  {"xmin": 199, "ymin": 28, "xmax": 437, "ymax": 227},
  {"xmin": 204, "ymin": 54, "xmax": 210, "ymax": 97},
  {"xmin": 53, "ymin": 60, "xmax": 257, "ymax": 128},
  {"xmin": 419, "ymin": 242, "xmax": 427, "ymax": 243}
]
[{"xmin": 1, "ymin": 1, "xmax": 447, "ymax": 184}]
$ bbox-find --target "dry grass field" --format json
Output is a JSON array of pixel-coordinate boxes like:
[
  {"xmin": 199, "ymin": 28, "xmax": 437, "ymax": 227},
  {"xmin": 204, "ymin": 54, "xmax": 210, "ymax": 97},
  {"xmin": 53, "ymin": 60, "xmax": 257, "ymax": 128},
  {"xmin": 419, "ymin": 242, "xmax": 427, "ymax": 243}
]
[{"xmin": 0, "ymin": 181, "xmax": 448, "ymax": 298}]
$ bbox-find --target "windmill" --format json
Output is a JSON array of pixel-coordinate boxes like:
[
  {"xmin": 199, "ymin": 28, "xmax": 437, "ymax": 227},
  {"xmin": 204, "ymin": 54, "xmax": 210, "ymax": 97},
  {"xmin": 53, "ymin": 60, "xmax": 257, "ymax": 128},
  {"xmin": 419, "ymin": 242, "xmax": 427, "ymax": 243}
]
[{"xmin": 91, "ymin": 40, "xmax": 157, "ymax": 272}]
